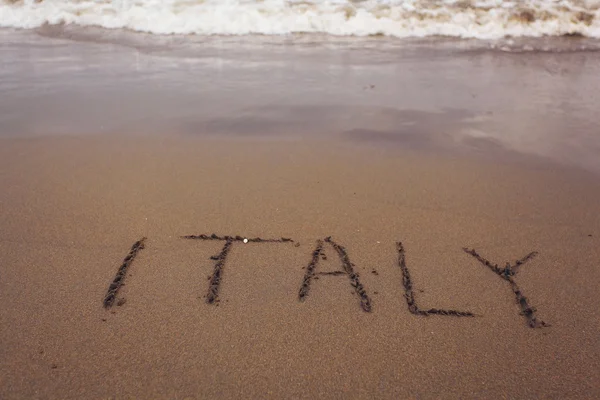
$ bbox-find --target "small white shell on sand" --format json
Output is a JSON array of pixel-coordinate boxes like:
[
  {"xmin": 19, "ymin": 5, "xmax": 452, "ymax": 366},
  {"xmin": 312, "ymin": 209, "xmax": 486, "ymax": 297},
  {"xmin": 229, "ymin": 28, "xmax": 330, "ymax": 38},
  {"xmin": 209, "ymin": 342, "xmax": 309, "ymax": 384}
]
[{"xmin": 243, "ymin": 238, "xmax": 248, "ymax": 243}]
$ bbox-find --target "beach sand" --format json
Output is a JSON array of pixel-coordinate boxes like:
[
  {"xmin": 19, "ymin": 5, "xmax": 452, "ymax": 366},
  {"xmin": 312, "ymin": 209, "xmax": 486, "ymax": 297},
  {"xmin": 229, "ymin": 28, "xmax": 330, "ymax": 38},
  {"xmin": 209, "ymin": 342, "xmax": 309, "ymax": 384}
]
[
  {"xmin": 1, "ymin": 135, "xmax": 599, "ymax": 399},
  {"xmin": 1, "ymin": 28, "xmax": 600, "ymax": 399}
]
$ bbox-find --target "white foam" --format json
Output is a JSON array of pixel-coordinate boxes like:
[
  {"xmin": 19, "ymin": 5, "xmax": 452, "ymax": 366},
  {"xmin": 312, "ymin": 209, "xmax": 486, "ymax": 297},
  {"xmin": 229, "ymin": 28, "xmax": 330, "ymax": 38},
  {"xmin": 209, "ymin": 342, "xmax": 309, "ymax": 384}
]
[{"xmin": 1, "ymin": 0, "xmax": 599, "ymax": 39}]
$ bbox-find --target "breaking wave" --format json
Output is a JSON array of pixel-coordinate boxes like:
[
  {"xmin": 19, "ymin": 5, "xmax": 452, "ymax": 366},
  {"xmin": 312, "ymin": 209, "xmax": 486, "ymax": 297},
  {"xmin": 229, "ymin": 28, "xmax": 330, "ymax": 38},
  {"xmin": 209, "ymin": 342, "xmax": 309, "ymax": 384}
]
[{"xmin": 1, "ymin": 0, "xmax": 599, "ymax": 39}]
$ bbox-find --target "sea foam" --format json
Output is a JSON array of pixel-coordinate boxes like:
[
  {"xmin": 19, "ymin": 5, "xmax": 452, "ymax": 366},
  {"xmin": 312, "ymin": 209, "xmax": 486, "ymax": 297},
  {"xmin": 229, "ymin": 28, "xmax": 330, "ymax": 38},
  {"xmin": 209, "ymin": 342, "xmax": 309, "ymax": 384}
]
[{"xmin": 1, "ymin": 0, "xmax": 599, "ymax": 39}]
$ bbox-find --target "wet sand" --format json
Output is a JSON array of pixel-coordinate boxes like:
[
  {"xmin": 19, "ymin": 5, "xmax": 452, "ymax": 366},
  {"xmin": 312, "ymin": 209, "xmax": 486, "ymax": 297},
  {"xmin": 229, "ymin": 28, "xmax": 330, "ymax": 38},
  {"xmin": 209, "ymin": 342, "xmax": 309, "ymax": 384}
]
[
  {"xmin": 1, "ymin": 28, "xmax": 600, "ymax": 399},
  {"xmin": 1, "ymin": 135, "xmax": 600, "ymax": 399}
]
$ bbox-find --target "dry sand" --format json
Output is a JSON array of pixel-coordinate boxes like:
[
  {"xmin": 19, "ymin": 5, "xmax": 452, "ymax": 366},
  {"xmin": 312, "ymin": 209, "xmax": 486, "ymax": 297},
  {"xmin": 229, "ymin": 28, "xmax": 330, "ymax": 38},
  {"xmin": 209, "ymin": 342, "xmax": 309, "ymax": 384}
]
[{"xmin": 1, "ymin": 134, "xmax": 599, "ymax": 399}]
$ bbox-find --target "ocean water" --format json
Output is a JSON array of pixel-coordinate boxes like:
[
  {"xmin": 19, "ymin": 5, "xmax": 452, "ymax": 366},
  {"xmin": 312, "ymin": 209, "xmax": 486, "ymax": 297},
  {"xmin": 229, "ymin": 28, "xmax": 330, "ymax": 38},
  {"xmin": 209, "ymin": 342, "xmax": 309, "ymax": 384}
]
[
  {"xmin": 1, "ymin": 2, "xmax": 600, "ymax": 173},
  {"xmin": 1, "ymin": 0, "xmax": 599, "ymax": 39},
  {"xmin": 2, "ymin": 26, "xmax": 600, "ymax": 173}
]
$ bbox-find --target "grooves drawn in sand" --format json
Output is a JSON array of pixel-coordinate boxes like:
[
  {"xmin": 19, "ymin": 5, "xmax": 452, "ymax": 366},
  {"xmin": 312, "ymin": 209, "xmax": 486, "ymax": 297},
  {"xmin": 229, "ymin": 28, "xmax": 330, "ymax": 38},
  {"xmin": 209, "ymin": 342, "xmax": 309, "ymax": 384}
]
[
  {"xmin": 182, "ymin": 233, "xmax": 295, "ymax": 304},
  {"xmin": 298, "ymin": 240, "xmax": 324, "ymax": 301},
  {"xmin": 462, "ymin": 248, "xmax": 548, "ymax": 328},
  {"xmin": 182, "ymin": 233, "xmax": 293, "ymax": 243},
  {"xmin": 103, "ymin": 237, "xmax": 146, "ymax": 309},
  {"xmin": 205, "ymin": 238, "xmax": 233, "ymax": 304},
  {"xmin": 397, "ymin": 242, "xmax": 475, "ymax": 317},
  {"xmin": 299, "ymin": 237, "xmax": 372, "ymax": 312},
  {"xmin": 100, "ymin": 235, "xmax": 550, "ymax": 328}
]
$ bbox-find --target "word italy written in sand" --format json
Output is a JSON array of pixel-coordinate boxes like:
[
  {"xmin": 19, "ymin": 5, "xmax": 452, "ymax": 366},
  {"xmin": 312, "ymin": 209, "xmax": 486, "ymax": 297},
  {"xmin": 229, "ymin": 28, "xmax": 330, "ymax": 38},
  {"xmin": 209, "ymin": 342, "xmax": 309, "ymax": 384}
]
[{"xmin": 102, "ymin": 234, "xmax": 549, "ymax": 329}]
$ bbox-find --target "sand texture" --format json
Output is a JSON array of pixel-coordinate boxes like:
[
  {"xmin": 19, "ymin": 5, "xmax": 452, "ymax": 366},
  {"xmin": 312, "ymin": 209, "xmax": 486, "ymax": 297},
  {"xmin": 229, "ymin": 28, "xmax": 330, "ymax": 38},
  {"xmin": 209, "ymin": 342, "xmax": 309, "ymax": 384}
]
[{"xmin": 1, "ymin": 136, "xmax": 599, "ymax": 399}]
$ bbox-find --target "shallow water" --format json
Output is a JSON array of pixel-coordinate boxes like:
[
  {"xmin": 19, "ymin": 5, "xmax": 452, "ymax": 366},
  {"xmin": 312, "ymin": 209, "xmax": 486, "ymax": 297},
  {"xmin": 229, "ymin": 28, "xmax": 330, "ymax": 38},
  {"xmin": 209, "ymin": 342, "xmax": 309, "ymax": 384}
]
[{"xmin": 1, "ymin": 27, "xmax": 600, "ymax": 174}]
